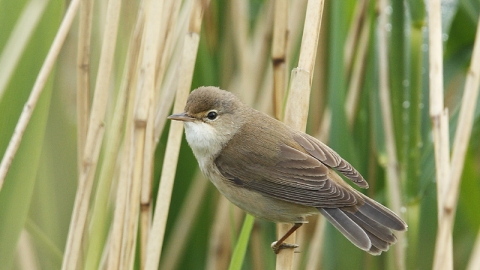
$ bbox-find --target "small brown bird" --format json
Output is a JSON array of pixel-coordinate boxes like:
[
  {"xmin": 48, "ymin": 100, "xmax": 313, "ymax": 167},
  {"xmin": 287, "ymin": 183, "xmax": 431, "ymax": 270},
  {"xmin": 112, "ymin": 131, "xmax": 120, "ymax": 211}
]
[{"xmin": 168, "ymin": 86, "xmax": 407, "ymax": 255}]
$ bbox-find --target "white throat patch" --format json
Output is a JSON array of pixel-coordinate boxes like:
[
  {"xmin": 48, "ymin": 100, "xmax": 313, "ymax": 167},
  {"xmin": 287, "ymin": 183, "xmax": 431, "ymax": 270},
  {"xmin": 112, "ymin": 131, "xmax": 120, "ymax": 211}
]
[{"xmin": 184, "ymin": 121, "xmax": 224, "ymax": 159}]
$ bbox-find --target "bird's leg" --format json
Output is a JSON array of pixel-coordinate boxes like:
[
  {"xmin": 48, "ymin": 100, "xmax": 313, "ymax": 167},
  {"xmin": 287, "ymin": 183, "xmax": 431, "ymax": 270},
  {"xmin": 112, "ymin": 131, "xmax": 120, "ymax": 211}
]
[{"xmin": 271, "ymin": 223, "xmax": 303, "ymax": 254}]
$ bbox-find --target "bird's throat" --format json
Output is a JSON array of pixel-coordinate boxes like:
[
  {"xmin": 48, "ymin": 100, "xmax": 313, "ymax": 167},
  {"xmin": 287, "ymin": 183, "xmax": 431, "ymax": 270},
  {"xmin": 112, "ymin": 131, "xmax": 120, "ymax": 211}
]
[{"xmin": 183, "ymin": 121, "xmax": 224, "ymax": 167}]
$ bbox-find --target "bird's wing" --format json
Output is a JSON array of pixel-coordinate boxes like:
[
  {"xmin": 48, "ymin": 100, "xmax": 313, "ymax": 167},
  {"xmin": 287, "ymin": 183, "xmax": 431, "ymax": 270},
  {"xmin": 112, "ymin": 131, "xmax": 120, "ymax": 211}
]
[
  {"xmin": 214, "ymin": 130, "xmax": 365, "ymax": 208},
  {"xmin": 292, "ymin": 132, "xmax": 369, "ymax": 188}
]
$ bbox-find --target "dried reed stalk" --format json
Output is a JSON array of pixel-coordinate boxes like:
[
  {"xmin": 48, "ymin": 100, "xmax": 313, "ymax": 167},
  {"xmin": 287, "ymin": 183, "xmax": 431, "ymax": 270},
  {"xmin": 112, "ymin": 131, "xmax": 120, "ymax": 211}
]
[
  {"xmin": 278, "ymin": 0, "xmax": 324, "ymax": 269},
  {"xmin": 153, "ymin": 0, "xmax": 192, "ymax": 142},
  {"xmin": 61, "ymin": 0, "xmax": 122, "ymax": 268},
  {"xmin": 105, "ymin": 6, "xmax": 145, "ymax": 269},
  {"xmin": 62, "ymin": 0, "xmax": 121, "ymax": 269},
  {"xmin": 377, "ymin": 0, "xmax": 406, "ymax": 269},
  {"xmin": 76, "ymin": 0, "xmax": 93, "ymax": 174},
  {"xmin": 206, "ymin": 196, "xmax": 235, "ymax": 270},
  {"xmin": 143, "ymin": 1, "xmax": 209, "ymax": 268},
  {"xmin": 427, "ymin": 0, "xmax": 452, "ymax": 269},
  {"xmin": 0, "ymin": 0, "xmax": 49, "ymax": 99},
  {"xmin": 305, "ymin": 217, "xmax": 326, "ymax": 270},
  {"xmin": 250, "ymin": 3, "xmax": 274, "ymax": 96},
  {"xmin": 346, "ymin": 14, "xmax": 371, "ymax": 128},
  {"xmin": 111, "ymin": 4, "xmax": 159, "ymax": 269},
  {"xmin": 84, "ymin": 11, "xmax": 142, "ymax": 268},
  {"xmin": 230, "ymin": 0, "xmax": 254, "ymax": 104},
  {"xmin": 143, "ymin": 6, "xmax": 200, "ymax": 258},
  {"xmin": 159, "ymin": 172, "xmax": 209, "ymax": 270},
  {"xmin": 272, "ymin": 0, "xmax": 288, "ymax": 119},
  {"xmin": 16, "ymin": 230, "xmax": 39, "ymax": 270},
  {"xmin": 0, "ymin": 0, "xmax": 81, "ymax": 190},
  {"xmin": 467, "ymin": 229, "xmax": 480, "ymax": 270},
  {"xmin": 132, "ymin": 0, "xmax": 172, "ymax": 266},
  {"xmin": 434, "ymin": 14, "xmax": 480, "ymax": 270},
  {"xmin": 344, "ymin": 0, "xmax": 368, "ymax": 74}
]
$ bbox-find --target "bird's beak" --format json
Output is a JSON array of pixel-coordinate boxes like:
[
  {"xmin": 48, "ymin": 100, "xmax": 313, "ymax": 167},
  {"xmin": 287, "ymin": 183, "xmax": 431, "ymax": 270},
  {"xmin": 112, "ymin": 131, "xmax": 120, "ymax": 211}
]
[{"xmin": 167, "ymin": 112, "xmax": 195, "ymax": 122}]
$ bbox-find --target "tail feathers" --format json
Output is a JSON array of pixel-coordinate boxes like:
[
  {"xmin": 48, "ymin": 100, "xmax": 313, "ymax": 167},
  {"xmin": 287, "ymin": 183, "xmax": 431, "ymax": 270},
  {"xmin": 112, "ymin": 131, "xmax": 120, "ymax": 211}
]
[
  {"xmin": 344, "ymin": 211, "xmax": 396, "ymax": 243},
  {"xmin": 358, "ymin": 199, "xmax": 407, "ymax": 231},
  {"xmin": 365, "ymin": 231, "xmax": 390, "ymax": 252},
  {"xmin": 319, "ymin": 199, "xmax": 406, "ymax": 255},
  {"xmin": 319, "ymin": 208, "xmax": 371, "ymax": 251},
  {"xmin": 368, "ymin": 245, "xmax": 382, "ymax": 256}
]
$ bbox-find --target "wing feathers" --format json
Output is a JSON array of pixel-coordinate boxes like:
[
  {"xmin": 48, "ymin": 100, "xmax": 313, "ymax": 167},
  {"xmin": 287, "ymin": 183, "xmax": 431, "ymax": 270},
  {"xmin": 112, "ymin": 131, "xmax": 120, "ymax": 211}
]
[{"xmin": 293, "ymin": 133, "xmax": 369, "ymax": 188}]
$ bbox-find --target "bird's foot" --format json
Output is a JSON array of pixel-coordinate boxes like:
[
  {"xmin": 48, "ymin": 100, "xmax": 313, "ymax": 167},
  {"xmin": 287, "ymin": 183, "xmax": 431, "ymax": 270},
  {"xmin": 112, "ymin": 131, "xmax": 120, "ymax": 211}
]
[{"xmin": 271, "ymin": 241, "xmax": 299, "ymax": 254}]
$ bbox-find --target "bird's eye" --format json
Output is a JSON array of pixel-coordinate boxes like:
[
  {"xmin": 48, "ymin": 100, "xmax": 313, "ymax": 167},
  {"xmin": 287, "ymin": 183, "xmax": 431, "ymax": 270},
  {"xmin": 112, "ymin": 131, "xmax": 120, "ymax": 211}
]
[{"xmin": 206, "ymin": 111, "xmax": 218, "ymax": 120}]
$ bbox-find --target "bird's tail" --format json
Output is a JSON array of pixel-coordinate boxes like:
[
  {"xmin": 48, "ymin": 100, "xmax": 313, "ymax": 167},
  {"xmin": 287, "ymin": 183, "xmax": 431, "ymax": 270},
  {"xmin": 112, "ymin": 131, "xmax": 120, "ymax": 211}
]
[{"xmin": 318, "ymin": 197, "xmax": 407, "ymax": 255}]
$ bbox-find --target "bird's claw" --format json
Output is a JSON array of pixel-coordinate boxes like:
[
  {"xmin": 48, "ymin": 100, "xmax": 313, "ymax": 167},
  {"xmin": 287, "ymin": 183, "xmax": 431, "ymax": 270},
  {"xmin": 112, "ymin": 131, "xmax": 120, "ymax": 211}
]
[{"xmin": 271, "ymin": 241, "xmax": 299, "ymax": 254}]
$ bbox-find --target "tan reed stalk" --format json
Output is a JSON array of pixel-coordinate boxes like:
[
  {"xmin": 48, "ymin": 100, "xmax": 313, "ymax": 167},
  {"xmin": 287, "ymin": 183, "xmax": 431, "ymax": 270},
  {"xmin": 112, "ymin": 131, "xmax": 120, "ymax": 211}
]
[
  {"xmin": 255, "ymin": 65, "xmax": 274, "ymax": 113},
  {"xmin": 272, "ymin": 0, "xmax": 288, "ymax": 119},
  {"xmin": 230, "ymin": 0, "xmax": 252, "ymax": 104},
  {"xmin": 427, "ymin": 0, "xmax": 452, "ymax": 269},
  {"xmin": 84, "ymin": 4, "xmax": 145, "ymax": 268},
  {"xmin": 153, "ymin": 0, "xmax": 182, "ymax": 90},
  {"xmin": 138, "ymin": 0, "xmax": 183, "ymax": 265},
  {"xmin": 305, "ymin": 216, "xmax": 326, "ymax": 270},
  {"xmin": 0, "ymin": 0, "xmax": 81, "ymax": 190},
  {"xmin": 143, "ymin": 1, "xmax": 210, "ymax": 268},
  {"xmin": 0, "ymin": 0, "xmax": 49, "ymax": 100},
  {"xmin": 445, "ymin": 20, "xmax": 480, "ymax": 215},
  {"xmin": 145, "ymin": 6, "xmax": 198, "ymax": 256},
  {"xmin": 16, "ymin": 230, "xmax": 39, "ymax": 270},
  {"xmin": 104, "ymin": 5, "xmax": 145, "ymax": 269},
  {"xmin": 250, "ymin": 223, "xmax": 265, "ymax": 270},
  {"xmin": 467, "ymin": 229, "xmax": 480, "ymax": 270},
  {"xmin": 206, "ymin": 196, "xmax": 234, "ymax": 270},
  {"xmin": 120, "ymin": 133, "xmax": 145, "ymax": 269},
  {"xmin": 159, "ymin": 172, "xmax": 209, "ymax": 270},
  {"xmin": 106, "ymin": 144, "xmax": 131, "ymax": 270},
  {"xmin": 434, "ymin": 15, "xmax": 480, "ymax": 270},
  {"xmin": 153, "ymin": 0, "xmax": 194, "ymax": 143},
  {"xmin": 250, "ymin": 3, "xmax": 274, "ymax": 94},
  {"xmin": 153, "ymin": 54, "xmax": 183, "ymax": 142},
  {"xmin": 122, "ymin": 0, "xmax": 167, "ymax": 267},
  {"xmin": 106, "ymin": 91, "xmax": 138, "ymax": 270},
  {"xmin": 377, "ymin": 0, "xmax": 406, "ymax": 269},
  {"xmin": 229, "ymin": 1, "xmax": 273, "ymax": 100},
  {"xmin": 278, "ymin": 0, "xmax": 324, "ymax": 269},
  {"xmin": 76, "ymin": 0, "xmax": 93, "ymax": 174},
  {"xmin": 152, "ymin": 0, "xmax": 189, "ymax": 142},
  {"xmin": 61, "ymin": 0, "xmax": 122, "ymax": 268},
  {"xmin": 344, "ymin": 0, "xmax": 368, "ymax": 74},
  {"xmin": 287, "ymin": 0, "xmax": 308, "ymax": 60},
  {"xmin": 428, "ymin": 0, "xmax": 449, "ymax": 219},
  {"xmin": 309, "ymin": 16, "xmax": 328, "ymax": 132},
  {"xmin": 346, "ymin": 14, "xmax": 371, "ymax": 128},
  {"xmin": 292, "ymin": 220, "xmax": 306, "ymax": 270}
]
